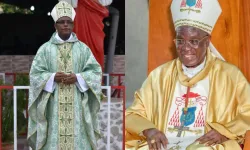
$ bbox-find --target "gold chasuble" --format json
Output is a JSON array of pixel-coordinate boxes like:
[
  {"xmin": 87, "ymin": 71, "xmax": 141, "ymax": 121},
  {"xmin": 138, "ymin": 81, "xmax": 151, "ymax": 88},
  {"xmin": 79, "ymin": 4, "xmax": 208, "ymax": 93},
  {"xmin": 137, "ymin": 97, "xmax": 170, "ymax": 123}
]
[
  {"xmin": 57, "ymin": 43, "xmax": 74, "ymax": 149},
  {"xmin": 125, "ymin": 50, "xmax": 250, "ymax": 150}
]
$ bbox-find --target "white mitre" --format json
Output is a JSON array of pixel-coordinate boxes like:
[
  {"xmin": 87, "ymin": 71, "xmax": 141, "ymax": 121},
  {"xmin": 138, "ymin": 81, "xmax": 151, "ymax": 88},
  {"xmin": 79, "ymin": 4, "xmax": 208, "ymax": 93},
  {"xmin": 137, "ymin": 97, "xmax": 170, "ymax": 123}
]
[
  {"xmin": 171, "ymin": 0, "xmax": 225, "ymax": 60},
  {"xmin": 51, "ymin": 1, "xmax": 76, "ymax": 22},
  {"xmin": 59, "ymin": 0, "xmax": 113, "ymax": 7}
]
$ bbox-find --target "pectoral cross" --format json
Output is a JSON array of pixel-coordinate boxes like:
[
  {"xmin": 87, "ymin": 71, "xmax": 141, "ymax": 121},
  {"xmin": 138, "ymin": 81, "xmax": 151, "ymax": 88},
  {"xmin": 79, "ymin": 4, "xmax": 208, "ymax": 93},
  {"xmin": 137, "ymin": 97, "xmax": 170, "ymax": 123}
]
[
  {"xmin": 174, "ymin": 87, "xmax": 191, "ymax": 137},
  {"xmin": 174, "ymin": 124, "xmax": 189, "ymax": 137},
  {"xmin": 58, "ymin": 3, "xmax": 71, "ymax": 13}
]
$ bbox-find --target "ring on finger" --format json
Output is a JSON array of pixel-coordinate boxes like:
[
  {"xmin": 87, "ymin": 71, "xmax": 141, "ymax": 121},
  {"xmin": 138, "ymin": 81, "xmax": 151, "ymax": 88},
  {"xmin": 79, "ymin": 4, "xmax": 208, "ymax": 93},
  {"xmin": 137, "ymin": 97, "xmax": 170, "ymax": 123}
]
[{"xmin": 150, "ymin": 139, "xmax": 156, "ymax": 144}]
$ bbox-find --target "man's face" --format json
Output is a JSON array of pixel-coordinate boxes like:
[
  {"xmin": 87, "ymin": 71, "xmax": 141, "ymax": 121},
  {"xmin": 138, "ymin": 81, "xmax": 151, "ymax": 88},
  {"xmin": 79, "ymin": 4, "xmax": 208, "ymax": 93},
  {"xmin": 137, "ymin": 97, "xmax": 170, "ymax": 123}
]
[
  {"xmin": 175, "ymin": 26, "xmax": 210, "ymax": 67},
  {"xmin": 54, "ymin": 16, "xmax": 74, "ymax": 39}
]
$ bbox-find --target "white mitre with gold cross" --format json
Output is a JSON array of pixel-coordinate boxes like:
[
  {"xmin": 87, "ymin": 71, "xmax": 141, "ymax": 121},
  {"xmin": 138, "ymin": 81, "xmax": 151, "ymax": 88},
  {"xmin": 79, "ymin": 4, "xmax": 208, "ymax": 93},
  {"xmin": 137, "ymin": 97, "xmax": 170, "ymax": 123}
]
[
  {"xmin": 59, "ymin": 0, "xmax": 78, "ymax": 8},
  {"xmin": 51, "ymin": 1, "xmax": 76, "ymax": 22},
  {"xmin": 171, "ymin": 0, "xmax": 225, "ymax": 60}
]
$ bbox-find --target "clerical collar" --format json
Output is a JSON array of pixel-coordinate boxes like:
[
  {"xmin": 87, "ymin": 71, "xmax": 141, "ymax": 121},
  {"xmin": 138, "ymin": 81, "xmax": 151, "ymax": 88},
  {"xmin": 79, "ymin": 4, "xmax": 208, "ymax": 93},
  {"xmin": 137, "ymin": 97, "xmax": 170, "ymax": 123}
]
[
  {"xmin": 182, "ymin": 57, "xmax": 206, "ymax": 78},
  {"xmin": 55, "ymin": 32, "xmax": 73, "ymax": 43}
]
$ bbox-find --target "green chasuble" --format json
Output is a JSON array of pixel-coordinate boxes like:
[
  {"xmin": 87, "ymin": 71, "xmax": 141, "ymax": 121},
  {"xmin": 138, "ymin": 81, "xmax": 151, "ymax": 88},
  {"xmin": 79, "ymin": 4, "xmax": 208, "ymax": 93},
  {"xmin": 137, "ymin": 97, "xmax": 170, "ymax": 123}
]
[{"xmin": 27, "ymin": 32, "xmax": 102, "ymax": 150}]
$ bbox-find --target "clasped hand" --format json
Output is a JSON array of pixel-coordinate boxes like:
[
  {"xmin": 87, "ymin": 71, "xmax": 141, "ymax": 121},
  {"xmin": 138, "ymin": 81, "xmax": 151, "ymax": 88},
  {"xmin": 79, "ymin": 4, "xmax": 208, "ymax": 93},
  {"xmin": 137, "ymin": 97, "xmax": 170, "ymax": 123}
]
[{"xmin": 54, "ymin": 72, "xmax": 77, "ymax": 84}]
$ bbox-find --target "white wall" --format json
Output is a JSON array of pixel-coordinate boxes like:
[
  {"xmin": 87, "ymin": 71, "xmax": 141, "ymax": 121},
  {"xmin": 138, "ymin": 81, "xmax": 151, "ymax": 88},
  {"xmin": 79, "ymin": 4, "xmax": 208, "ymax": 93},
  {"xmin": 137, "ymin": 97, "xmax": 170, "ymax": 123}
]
[{"xmin": 125, "ymin": 0, "xmax": 149, "ymax": 107}]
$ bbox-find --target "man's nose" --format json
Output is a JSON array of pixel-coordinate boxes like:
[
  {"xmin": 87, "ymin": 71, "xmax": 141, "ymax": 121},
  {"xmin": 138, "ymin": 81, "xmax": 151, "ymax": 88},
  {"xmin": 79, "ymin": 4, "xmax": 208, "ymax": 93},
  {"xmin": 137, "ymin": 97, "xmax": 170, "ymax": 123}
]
[
  {"xmin": 182, "ymin": 41, "xmax": 192, "ymax": 51},
  {"xmin": 63, "ymin": 22, "xmax": 69, "ymax": 26}
]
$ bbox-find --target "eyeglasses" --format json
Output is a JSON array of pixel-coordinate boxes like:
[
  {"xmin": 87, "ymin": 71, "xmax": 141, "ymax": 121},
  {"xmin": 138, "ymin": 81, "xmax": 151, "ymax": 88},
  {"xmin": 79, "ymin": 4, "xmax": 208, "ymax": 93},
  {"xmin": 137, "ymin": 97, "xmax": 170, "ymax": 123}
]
[
  {"xmin": 56, "ymin": 20, "xmax": 74, "ymax": 25},
  {"xmin": 173, "ymin": 35, "xmax": 209, "ymax": 48}
]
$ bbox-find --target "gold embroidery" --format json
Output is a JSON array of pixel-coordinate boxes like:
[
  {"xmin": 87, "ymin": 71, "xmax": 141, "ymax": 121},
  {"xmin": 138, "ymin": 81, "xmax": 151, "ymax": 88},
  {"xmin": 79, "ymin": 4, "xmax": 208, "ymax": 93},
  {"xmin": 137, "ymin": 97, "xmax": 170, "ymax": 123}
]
[
  {"xmin": 180, "ymin": 8, "xmax": 201, "ymax": 14},
  {"xmin": 57, "ymin": 43, "xmax": 74, "ymax": 150},
  {"xmin": 167, "ymin": 127, "xmax": 203, "ymax": 136},
  {"xmin": 175, "ymin": 19, "xmax": 213, "ymax": 29},
  {"xmin": 174, "ymin": 19, "xmax": 213, "ymax": 33},
  {"xmin": 56, "ymin": 1, "xmax": 72, "ymax": 20}
]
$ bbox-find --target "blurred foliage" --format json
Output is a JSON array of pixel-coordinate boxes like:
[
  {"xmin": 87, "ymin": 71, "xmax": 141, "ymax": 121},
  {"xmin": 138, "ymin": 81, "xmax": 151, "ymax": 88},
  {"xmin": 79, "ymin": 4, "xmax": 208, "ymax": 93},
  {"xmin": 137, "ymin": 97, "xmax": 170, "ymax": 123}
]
[
  {"xmin": 1, "ymin": 74, "xmax": 29, "ymax": 142},
  {"xmin": 0, "ymin": 2, "xmax": 33, "ymax": 14}
]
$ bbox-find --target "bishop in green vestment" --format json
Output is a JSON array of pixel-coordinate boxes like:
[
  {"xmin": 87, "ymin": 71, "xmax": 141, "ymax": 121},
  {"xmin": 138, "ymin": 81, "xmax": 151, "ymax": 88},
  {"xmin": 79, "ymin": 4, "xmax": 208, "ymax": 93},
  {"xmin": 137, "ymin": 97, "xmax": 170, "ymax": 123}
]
[{"xmin": 27, "ymin": 1, "xmax": 102, "ymax": 150}]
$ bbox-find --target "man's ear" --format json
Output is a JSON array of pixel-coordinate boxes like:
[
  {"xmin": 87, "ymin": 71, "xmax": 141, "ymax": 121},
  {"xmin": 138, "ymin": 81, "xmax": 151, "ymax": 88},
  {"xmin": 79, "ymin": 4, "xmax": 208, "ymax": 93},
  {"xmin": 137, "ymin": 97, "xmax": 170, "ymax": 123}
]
[
  {"xmin": 54, "ymin": 23, "xmax": 57, "ymax": 31},
  {"xmin": 206, "ymin": 36, "xmax": 211, "ymax": 47}
]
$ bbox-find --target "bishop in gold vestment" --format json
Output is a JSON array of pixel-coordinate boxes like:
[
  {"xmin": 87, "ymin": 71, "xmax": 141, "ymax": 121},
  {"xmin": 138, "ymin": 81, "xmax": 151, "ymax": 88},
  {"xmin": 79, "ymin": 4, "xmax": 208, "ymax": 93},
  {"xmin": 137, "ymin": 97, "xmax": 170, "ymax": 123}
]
[
  {"xmin": 125, "ymin": 0, "xmax": 250, "ymax": 149},
  {"xmin": 126, "ymin": 50, "xmax": 250, "ymax": 150}
]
